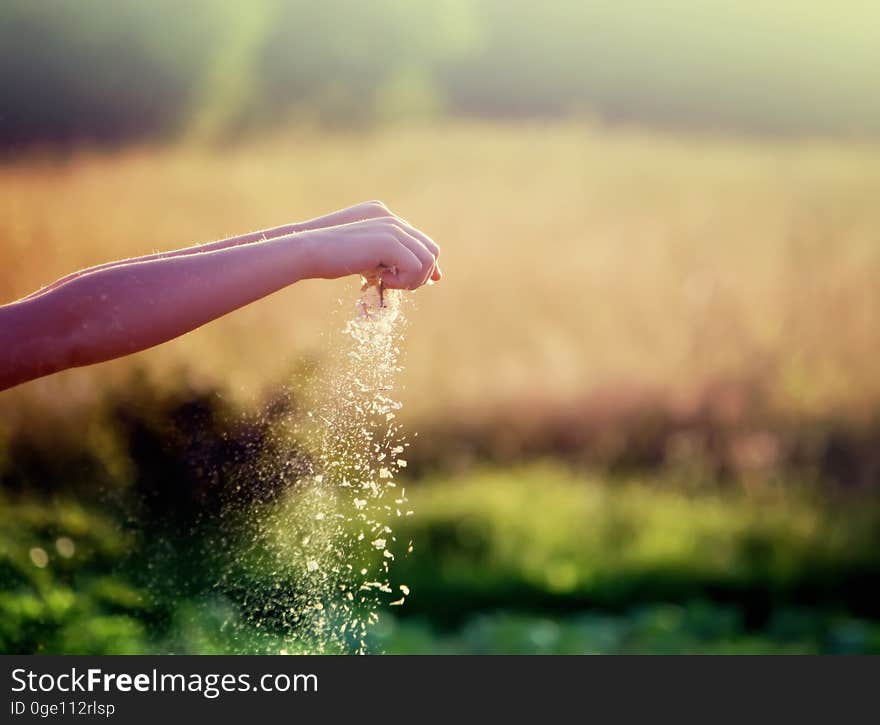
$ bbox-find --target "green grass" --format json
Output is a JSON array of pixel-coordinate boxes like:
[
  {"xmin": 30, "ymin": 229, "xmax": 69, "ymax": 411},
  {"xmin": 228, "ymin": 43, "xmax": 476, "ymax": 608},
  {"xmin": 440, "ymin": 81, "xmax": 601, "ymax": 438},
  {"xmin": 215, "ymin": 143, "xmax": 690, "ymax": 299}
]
[
  {"xmin": 0, "ymin": 494, "xmax": 150, "ymax": 654},
  {"xmin": 373, "ymin": 606, "xmax": 880, "ymax": 654},
  {"xmin": 1, "ymin": 464, "xmax": 879, "ymax": 654},
  {"xmin": 390, "ymin": 465, "xmax": 880, "ymax": 619}
]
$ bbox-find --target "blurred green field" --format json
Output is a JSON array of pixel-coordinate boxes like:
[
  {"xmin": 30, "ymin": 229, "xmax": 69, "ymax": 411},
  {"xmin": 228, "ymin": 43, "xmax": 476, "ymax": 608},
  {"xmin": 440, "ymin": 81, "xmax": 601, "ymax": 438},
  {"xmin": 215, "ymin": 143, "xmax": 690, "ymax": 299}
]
[
  {"xmin": 2, "ymin": 120, "xmax": 879, "ymax": 653},
  {"xmin": 375, "ymin": 606, "xmax": 880, "ymax": 655},
  {"xmin": 3, "ymin": 460, "xmax": 878, "ymax": 654},
  {"xmin": 3, "ymin": 1, "xmax": 880, "ymax": 657}
]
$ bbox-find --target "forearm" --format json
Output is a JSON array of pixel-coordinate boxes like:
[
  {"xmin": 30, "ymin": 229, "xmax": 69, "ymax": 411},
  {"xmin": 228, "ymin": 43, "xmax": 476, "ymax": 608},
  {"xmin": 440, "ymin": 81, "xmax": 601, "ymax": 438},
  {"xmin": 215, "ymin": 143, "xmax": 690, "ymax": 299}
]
[
  {"xmin": 22, "ymin": 204, "xmax": 385, "ymax": 302},
  {"xmin": 21, "ymin": 223, "xmax": 297, "ymax": 302},
  {"xmin": 2, "ymin": 233, "xmax": 316, "ymax": 389},
  {"xmin": 2, "ymin": 206, "xmax": 439, "ymax": 390}
]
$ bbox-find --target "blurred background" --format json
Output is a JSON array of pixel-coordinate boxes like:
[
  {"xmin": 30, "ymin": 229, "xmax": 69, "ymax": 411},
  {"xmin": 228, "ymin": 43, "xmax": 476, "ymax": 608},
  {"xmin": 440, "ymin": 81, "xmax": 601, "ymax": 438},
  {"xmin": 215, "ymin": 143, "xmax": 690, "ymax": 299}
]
[{"xmin": 2, "ymin": 0, "xmax": 880, "ymax": 654}]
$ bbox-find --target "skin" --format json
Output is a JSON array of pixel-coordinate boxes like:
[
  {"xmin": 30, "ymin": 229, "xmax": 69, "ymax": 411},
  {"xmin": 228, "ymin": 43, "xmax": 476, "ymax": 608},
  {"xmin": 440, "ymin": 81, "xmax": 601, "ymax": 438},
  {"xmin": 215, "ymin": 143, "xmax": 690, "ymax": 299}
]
[{"xmin": 0, "ymin": 201, "xmax": 441, "ymax": 391}]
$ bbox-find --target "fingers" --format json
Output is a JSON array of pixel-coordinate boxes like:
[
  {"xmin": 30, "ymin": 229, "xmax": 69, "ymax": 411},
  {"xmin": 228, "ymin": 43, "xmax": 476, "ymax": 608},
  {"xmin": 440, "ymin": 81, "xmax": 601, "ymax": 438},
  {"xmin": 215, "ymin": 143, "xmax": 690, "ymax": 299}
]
[
  {"xmin": 392, "ymin": 220, "xmax": 443, "ymax": 281},
  {"xmin": 299, "ymin": 200, "xmax": 391, "ymax": 231},
  {"xmin": 338, "ymin": 200, "xmax": 393, "ymax": 224},
  {"xmin": 299, "ymin": 205, "xmax": 441, "ymax": 289},
  {"xmin": 370, "ymin": 207, "xmax": 442, "ymax": 283},
  {"xmin": 300, "ymin": 200, "xmax": 443, "ymax": 282},
  {"xmin": 387, "ymin": 225, "xmax": 437, "ymax": 288},
  {"xmin": 368, "ymin": 230, "xmax": 431, "ymax": 290},
  {"xmin": 329, "ymin": 204, "xmax": 443, "ymax": 275},
  {"xmin": 305, "ymin": 202, "xmax": 443, "ymax": 282},
  {"xmin": 375, "ymin": 235, "xmax": 424, "ymax": 290},
  {"xmin": 349, "ymin": 216, "xmax": 439, "ymax": 290}
]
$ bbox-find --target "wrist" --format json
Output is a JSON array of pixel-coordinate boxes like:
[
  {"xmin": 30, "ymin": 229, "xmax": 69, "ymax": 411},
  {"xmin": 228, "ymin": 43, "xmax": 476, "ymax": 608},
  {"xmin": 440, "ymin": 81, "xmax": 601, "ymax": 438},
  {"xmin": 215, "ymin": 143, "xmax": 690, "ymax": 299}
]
[{"xmin": 285, "ymin": 229, "xmax": 323, "ymax": 281}]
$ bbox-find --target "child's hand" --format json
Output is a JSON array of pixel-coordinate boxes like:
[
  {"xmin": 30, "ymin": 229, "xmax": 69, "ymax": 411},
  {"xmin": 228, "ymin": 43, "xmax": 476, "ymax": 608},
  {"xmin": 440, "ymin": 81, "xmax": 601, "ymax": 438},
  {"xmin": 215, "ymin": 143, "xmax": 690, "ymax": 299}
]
[
  {"xmin": 2, "ymin": 202, "xmax": 440, "ymax": 390},
  {"xmin": 299, "ymin": 213, "xmax": 442, "ymax": 290},
  {"xmin": 295, "ymin": 200, "xmax": 404, "ymax": 230}
]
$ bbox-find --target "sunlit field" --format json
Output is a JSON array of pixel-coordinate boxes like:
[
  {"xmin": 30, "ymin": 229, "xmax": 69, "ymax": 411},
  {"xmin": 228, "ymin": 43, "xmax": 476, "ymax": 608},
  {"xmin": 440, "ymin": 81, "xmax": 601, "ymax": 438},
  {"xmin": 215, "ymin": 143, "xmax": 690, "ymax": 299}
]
[
  {"xmin": 3, "ymin": 121, "xmax": 880, "ymax": 653},
  {"xmin": 3, "ymin": 121, "xmax": 879, "ymax": 425}
]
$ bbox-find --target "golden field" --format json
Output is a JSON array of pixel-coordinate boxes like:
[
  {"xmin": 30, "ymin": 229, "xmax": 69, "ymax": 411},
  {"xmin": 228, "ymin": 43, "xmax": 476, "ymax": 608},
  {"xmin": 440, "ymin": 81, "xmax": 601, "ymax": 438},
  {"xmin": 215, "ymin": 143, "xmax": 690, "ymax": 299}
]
[{"xmin": 2, "ymin": 121, "xmax": 879, "ymax": 426}]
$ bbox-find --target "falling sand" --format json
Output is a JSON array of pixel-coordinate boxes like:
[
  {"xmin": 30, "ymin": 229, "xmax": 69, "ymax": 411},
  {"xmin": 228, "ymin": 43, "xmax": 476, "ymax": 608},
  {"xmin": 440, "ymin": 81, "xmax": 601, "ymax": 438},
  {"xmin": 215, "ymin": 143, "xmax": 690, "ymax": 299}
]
[{"xmin": 220, "ymin": 279, "xmax": 413, "ymax": 654}]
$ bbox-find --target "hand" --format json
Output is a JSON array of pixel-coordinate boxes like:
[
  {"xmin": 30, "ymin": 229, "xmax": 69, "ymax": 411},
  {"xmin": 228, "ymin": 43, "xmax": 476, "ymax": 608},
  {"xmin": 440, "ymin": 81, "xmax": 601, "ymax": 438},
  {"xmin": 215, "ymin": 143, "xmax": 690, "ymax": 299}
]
[
  {"xmin": 294, "ymin": 200, "xmax": 403, "ymax": 231},
  {"xmin": 298, "ymin": 212, "xmax": 442, "ymax": 290},
  {"xmin": 2, "ymin": 201, "xmax": 440, "ymax": 389}
]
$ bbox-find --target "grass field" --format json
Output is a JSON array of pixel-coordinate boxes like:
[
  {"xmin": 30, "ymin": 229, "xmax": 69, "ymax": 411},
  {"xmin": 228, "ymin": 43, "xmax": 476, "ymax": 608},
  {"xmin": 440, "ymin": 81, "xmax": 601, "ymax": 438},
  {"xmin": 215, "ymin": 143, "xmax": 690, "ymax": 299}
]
[
  {"xmin": 2, "ymin": 121, "xmax": 879, "ymax": 426},
  {"xmin": 2, "ymin": 121, "xmax": 880, "ymax": 653},
  {"xmin": 3, "ymin": 464, "xmax": 879, "ymax": 654}
]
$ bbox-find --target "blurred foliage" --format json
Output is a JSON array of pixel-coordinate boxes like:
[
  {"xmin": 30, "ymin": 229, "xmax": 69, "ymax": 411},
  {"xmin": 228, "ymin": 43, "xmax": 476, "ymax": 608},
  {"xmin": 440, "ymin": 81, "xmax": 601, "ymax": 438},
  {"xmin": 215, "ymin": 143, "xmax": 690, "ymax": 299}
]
[
  {"xmin": 3, "ymin": 0, "xmax": 879, "ymax": 655},
  {"xmin": 2, "ymin": 467, "xmax": 879, "ymax": 653},
  {"xmin": 2, "ymin": 0, "xmax": 880, "ymax": 148},
  {"xmin": 0, "ymin": 493, "xmax": 150, "ymax": 654},
  {"xmin": 391, "ymin": 466, "xmax": 880, "ymax": 620},
  {"xmin": 1, "ymin": 380, "xmax": 878, "ymax": 653},
  {"xmin": 0, "ymin": 0, "xmax": 216, "ymax": 147},
  {"xmin": 373, "ymin": 606, "xmax": 880, "ymax": 654}
]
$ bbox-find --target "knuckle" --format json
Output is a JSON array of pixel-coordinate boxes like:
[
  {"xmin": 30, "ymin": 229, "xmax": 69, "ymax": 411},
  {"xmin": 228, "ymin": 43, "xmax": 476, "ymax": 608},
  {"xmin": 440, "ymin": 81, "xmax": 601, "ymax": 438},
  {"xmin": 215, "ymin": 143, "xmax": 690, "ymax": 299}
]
[
  {"xmin": 368, "ymin": 218, "xmax": 397, "ymax": 234},
  {"xmin": 420, "ymin": 236, "xmax": 439, "ymax": 255}
]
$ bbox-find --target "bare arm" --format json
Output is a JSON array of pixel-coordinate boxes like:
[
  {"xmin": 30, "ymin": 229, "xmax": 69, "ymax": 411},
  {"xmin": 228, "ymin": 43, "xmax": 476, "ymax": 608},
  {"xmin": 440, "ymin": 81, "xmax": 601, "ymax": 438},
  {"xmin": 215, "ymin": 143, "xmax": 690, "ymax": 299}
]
[
  {"xmin": 21, "ymin": 201, "xmax": 397, "ymax": 301},
  {"xmin": 1, "ymin": 208, "xmax": 441, "ymax": 391}
]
